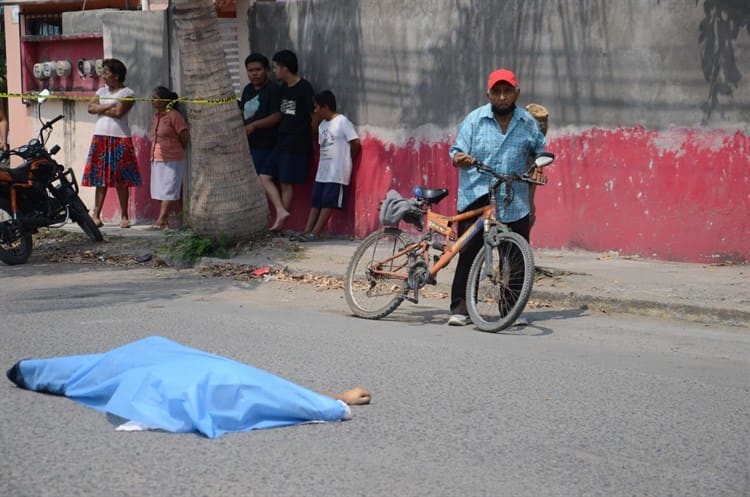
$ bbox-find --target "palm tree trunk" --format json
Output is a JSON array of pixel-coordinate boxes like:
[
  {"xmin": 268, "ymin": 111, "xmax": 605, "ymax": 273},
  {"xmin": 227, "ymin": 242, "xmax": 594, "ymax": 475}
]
[{"xmin": 171, "ymin": 0, "xmax": 269, "ymax": 240}]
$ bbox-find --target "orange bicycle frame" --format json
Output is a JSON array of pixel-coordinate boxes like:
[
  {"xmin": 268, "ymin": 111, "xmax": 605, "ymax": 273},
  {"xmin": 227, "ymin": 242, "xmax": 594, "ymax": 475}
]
[
  {"xmin": 370, "ymin": 195, "xmax": 500, "ymax": 284},
  {"xmin": 425, "ymin": 200, "xmax": 496, "ymax": 276}
]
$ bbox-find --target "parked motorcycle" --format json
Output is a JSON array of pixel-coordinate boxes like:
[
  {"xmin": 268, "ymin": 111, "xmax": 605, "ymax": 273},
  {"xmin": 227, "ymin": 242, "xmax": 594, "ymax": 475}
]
[{"xmin": 0, "ymin": 111, "xmax": 103, "ymax": 265}]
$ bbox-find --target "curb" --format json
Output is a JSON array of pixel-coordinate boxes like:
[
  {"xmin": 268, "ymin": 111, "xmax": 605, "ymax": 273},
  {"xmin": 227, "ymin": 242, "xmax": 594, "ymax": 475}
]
[
  {"xmin": 531, "ymin": 290, "xmax": 750, "ymax": 329},
  {"xmin": 148, "ymin": 232, "xmax": 750, "ymax": 330},
  {"xmin": 263, "ymin": 263, "xmax": 750, "ymax": 329}
]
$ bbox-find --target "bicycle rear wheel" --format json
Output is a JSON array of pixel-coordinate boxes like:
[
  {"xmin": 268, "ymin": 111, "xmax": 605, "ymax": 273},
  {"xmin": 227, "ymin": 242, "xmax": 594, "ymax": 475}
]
[
  {"xmin": 344, "ymin": 228, "xmax": 412, "ymax": 319},
  {"xmin": 466, "ymin": 231, "xmax": 534, "ymax": 332}
]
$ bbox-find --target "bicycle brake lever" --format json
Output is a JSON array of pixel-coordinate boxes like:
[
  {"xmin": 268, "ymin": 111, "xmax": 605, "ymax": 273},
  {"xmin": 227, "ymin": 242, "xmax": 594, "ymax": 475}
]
[{"xmin": 522, "ymin": 173, "xmax": 548, "ymax": 186}]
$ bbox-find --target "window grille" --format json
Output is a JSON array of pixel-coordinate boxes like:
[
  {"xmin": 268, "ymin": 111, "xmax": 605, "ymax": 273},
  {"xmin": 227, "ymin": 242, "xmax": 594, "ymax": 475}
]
[{"xmin": 21, "ymin": 13, "xmax": 63, "ymax": 37}]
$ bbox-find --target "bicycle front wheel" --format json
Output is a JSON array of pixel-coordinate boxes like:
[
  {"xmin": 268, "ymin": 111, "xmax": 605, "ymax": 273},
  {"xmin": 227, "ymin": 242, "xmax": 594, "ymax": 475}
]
[
  {"xmin": 466, "ymin": 231, "xmax": 534, "ymax": 332},
  {"xmin": 344, "ymin": 228, "xmax": 413, "ymax": 320}
]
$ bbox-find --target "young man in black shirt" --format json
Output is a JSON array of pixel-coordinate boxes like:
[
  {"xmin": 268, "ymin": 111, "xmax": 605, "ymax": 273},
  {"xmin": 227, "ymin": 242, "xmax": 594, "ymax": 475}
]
[
  {"xmin": 265, "ymin": 49, "xmax": 315, "ymax": 231},
  {"xmin": 239, "ymin": 53, "xmax": 283, "ymax": 226}
]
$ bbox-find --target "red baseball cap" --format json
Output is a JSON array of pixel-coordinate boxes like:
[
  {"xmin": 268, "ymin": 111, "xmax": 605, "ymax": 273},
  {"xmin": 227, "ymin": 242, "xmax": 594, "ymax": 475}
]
[{"xmin": 487, "ymin": 68, "xmax": 518, "ymax": 90}]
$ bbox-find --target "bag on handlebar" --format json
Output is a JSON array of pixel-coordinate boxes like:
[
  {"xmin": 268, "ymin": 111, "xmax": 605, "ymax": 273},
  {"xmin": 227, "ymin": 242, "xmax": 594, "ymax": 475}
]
[{"xmin": 379, "ymin": 189, "xmax": 423, "ymax": 229}]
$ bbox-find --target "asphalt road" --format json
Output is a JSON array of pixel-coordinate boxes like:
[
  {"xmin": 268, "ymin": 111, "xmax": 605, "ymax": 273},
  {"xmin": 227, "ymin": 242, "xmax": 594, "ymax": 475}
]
[{"xmin": 1, "ymin": 263, "xmax": 748, "ymax": 497}]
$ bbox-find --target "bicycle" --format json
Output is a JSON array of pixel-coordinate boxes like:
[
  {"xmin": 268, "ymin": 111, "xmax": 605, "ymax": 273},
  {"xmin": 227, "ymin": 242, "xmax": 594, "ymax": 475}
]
[{"xmin": 343, "ymin": 152, "xmax": 554, "ymax": 332}]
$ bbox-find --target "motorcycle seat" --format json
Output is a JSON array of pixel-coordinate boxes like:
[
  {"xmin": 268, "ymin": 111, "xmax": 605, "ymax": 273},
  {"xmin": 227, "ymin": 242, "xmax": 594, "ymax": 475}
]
[{"xmin": 0, "ymin": 164, "xmax": 31, "ymax": 183}]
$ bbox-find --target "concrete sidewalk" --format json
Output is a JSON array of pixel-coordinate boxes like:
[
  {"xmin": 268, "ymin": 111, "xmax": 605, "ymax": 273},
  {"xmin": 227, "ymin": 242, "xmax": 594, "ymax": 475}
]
[
  {"xmin": 89, "ymin": 225, "xmax": 750, "ymax": 329},
  {"xmin": 222, "ymin": 235, "xmax": 750, "ymax": 329}
]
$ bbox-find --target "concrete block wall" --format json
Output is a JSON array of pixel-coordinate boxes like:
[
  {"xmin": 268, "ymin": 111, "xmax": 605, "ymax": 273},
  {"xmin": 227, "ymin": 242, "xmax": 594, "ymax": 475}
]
[
  {"xmin": 99, "ymin": 10, "xmax": 171, "ymax": 224},
  {"xmin": 247, "ymin": 0, "xmax": 749, "ymax": 263}
]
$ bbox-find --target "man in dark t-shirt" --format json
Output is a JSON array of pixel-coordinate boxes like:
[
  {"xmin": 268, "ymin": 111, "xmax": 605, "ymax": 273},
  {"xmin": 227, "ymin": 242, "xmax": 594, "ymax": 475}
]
[
  {"xmin": 239, "ymin": 53, "xmax": 281, "ymax": 174},
  {"xmin": 265, "ymin": 49, "xmax": 315, "ymax": 232}
]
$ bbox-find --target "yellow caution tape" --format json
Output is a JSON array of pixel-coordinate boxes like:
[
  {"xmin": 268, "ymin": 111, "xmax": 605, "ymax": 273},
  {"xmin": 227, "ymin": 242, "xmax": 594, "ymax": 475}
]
[{"xmin": 0, "ymin": 91, "xmax": 236, "ymax": 106}]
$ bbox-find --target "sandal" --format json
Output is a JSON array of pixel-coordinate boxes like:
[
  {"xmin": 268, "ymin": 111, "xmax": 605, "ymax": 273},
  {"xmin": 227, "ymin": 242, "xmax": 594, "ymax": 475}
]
[
  {"xmin": 119, "ymin": 219, "xmax": 131, "ymax": 229},
  {"xmin": 297, "ymin": 232, "xmax": 319, "ymax": 242},
  {"xmin": 93, "ymin": 218, "xmax": 103, "ymax": 227}
]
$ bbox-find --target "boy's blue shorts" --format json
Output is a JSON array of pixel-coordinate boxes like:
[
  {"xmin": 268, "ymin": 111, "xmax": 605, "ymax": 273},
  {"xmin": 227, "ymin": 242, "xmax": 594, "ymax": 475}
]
[{"xmin": 312, "ymin": 182, "xmax": 347, "ymax": 209}]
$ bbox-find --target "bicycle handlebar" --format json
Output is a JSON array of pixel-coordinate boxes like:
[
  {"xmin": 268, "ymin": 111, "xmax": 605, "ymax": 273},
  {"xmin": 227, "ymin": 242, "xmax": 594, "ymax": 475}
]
[
  {"xmin": 473, "ymin": 161, "xmax": 530, "ymax": 184},
  {"xmin": 473, "ymin": 152, "xmax": 554, "ymax": 187}
]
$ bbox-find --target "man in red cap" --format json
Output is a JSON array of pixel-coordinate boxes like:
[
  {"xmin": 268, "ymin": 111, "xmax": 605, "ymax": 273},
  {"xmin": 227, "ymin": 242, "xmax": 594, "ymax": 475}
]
[{"xmin": 446, "ymin": 68, "xmax": 547, "ymax": 327}]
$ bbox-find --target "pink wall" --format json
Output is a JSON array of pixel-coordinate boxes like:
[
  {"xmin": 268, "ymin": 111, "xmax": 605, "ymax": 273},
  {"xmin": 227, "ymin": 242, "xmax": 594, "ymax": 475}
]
[{"xmin": 287, "ymin": 128, "xmax": 747, "ymax": 264}]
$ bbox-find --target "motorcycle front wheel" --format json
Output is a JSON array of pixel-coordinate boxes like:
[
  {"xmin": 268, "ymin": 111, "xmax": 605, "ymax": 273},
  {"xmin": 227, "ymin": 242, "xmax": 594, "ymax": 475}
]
[
  {"xmin": 68, "ymin": 196, "xmax": 103, "ymax": 242},
  {"xmin": 0, "ymin": 205, "xmax": 33, "ymax": 265}
]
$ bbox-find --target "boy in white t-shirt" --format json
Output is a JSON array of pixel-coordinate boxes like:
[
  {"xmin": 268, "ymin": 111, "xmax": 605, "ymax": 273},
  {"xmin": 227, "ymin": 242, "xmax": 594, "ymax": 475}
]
[{"xmin": 291, "ymin": 90, "xmax": 361, "ymax": 242}]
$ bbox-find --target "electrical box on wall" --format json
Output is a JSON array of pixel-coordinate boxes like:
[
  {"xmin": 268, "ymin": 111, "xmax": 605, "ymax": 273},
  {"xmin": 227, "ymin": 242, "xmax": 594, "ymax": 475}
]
[{"xmin": 22, "ymin": 35, "xmax": 105, "ymax": 95}]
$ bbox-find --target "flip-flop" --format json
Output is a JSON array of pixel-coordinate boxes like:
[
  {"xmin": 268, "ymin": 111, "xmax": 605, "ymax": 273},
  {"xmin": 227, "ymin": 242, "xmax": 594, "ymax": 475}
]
[
  {"xmin": 93, "ymin": 219, "xmax": 103, "ymax": 227},
  {"xmin": 297, "ymin": 233, "xmax": 319, "ymax": 242},
  {"xmin": 119, "ymin": 219, "xmax": 131, "ymax": 229}
]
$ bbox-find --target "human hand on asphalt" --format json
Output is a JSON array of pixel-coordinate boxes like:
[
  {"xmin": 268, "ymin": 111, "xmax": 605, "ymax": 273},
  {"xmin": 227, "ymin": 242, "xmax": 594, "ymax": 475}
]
[{"xmin": 339, "ymin": 387, "xmax": 372, "ymax": 405}]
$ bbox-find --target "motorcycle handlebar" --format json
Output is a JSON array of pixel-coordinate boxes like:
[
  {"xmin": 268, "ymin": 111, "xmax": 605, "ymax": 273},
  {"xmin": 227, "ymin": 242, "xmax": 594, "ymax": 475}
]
[
  {"xmin": 0, "ymin": 114, "xmax": 65, "ymax": 164},
  {"xmin": 42, "ymin": 114, "xmax": 65, "ymax": 131}
]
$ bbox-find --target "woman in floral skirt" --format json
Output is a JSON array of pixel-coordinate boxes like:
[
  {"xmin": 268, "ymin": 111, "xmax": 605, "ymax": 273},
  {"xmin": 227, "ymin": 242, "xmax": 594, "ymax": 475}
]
[{"xmin": 81, "ymin": 58, "xmax": 142, "ymax": 228}]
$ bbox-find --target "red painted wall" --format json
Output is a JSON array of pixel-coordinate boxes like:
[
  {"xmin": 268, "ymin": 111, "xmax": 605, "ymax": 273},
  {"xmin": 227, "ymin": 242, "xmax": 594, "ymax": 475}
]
[
  {"xmin": 290, "ymin": 127, "xmax": 748, "ymax": 264},
  {"xmin": 101, "ymin": 126, "xmax": 748, "ymax": 264},
  {"xmin": 538, "ymin": 128, "xmax": 748, "ymax": 263}
]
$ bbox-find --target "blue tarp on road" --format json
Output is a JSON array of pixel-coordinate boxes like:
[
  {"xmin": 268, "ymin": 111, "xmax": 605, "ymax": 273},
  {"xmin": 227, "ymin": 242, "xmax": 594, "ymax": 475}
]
[{"xmin": 6, "ymin": 336, "xmax": 348, "ymax": 438}]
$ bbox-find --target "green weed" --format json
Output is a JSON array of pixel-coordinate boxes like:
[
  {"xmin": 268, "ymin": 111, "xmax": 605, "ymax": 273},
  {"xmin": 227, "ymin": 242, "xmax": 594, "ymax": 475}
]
[{"xmin": 159, "ymin": 227, "xmax": 230, "ymax": 266}]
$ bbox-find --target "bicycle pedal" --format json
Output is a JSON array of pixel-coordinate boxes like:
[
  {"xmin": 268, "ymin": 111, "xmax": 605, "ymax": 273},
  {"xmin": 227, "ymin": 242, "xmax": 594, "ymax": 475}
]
[{"xmin": 403, "ymin": 293, "xmax": 418, "ymax": 304}]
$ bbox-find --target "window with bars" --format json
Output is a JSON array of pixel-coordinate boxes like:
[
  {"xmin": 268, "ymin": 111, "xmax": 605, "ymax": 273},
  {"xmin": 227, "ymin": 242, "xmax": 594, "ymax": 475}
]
[{"xmin": 21, "ymin": 13, "xmax": 63, "ymax": 37}]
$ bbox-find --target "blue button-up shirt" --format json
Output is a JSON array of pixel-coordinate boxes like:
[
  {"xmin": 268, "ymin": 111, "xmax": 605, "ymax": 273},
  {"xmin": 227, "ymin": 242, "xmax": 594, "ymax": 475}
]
[{"xmin": 449, "ymin": 104, "xmax": 545, "ymax": 222}]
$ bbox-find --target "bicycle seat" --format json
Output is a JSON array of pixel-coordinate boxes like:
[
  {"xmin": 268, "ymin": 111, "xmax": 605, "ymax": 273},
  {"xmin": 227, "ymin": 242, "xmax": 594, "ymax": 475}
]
[{"xmin": 412, "ymin": 186, "xmax": 449, "ymax": 205}]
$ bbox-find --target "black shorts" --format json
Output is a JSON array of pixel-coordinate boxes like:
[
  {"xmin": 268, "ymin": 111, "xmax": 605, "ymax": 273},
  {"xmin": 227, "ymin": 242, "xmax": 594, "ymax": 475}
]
[
  {"xmin": 311, "ymin": 181, "xmax": 347, "ymax": 209},
  {"xmin": 266, "ymin": 150, "xmax": 309, "ymax": 184},
  {"xmin": 250, "ymin": 148, "xmax": 274, "ymax": 176}
]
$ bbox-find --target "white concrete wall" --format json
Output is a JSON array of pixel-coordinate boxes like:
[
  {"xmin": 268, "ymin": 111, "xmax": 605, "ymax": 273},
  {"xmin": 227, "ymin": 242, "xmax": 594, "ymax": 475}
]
[{"xmin": 246, "ymin": 0, "xmax": 750, "ymax": 131}]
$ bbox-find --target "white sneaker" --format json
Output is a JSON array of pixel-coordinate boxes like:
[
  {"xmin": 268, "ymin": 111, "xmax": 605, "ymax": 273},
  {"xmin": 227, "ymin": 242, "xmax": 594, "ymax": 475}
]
[
  {"xmin": 448, "ymin": 314, "xmax": 470, "ymax": 326},
  {"xmin": 513, "ymin": 315, "xmax": 529, "ymax": 327}
]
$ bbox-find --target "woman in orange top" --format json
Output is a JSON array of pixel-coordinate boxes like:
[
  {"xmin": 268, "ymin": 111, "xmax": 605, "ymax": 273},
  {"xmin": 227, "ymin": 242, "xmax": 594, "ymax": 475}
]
[{"xmin": 150, "ymin": 86, "xmax": 189, "ymax": 229}]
